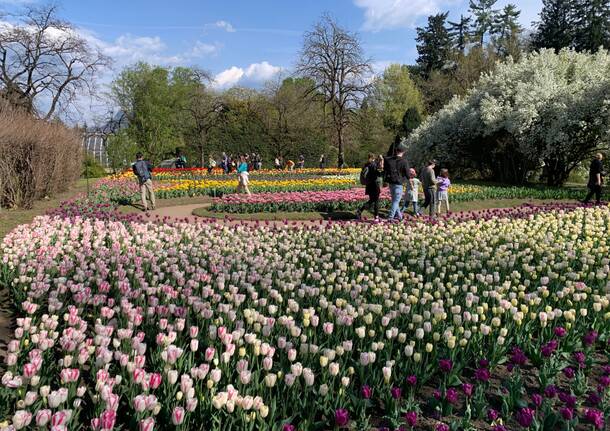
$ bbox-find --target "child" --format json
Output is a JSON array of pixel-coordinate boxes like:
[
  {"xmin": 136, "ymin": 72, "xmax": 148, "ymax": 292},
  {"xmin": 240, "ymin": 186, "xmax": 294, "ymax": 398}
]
[
  {"xmin": 436, "ymin": 168, "xmax": 451, "ymax": 214},
  {"xmin": 402, "ymin": 168, "xmax": 420, "ymax": 215}
]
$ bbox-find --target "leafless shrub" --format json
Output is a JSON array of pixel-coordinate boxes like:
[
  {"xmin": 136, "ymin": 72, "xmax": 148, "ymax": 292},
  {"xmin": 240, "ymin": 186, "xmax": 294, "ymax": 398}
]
[{"xmin": 0, "ymin": 100, "xmax": 82, "ymax": 208}]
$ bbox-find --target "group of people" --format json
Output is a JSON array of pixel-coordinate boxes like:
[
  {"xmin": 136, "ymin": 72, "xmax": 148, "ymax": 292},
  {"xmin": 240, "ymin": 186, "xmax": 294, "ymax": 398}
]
[
  {"xmin": 356, "ymin": 140, "xmax": 451, "ymax": 221},
  {"xmin": 213, "ymin": 153, "xmax": 263, "ymax": 175}
]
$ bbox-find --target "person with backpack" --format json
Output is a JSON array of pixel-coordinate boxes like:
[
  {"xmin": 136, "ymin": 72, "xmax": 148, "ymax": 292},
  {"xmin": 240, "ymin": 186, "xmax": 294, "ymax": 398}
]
[
  {"xmin": 132, "ymin": 152, "xmax": 155, "ymax": 212},
  {"xmin": 383, "ymin": 140, "xmax": 410, "ymax": 221},
  {"xmin": 356, "ymin": 154, "xmax": 384, "ymax": 221}
]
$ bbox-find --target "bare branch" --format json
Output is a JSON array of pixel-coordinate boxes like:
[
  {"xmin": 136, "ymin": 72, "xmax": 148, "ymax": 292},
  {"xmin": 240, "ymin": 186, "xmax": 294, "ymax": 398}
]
[
  {"xmin": 295, "ymin": 14, "xmax": 372, "ymax": 167},
  {"xmin": 0, "ymin": 4, "xmax": 111, "ymax": 119}
]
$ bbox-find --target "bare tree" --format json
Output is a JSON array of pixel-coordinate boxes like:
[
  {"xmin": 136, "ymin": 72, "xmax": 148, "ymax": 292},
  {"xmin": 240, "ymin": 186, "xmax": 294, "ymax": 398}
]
[
  {"xmin": 296, "ymin": 14, "xmax": 372, "ymax": 168},
  {"xmin": 0, "ymin": 5, "xmax": 110, "ymax": 120}
]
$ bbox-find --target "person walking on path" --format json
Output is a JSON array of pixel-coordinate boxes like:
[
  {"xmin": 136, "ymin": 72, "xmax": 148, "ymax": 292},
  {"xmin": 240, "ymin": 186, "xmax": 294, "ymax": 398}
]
[
  {"xmin": 133, "ymin": 152, "xmax": 155, "ymax": 212},
  {"xmin": 384, "ymin": 140, "xmax": 410, "ymax": 221},
  {"xmin": 236, "ymin": 154, "xmax": 252, "ymax": 195},
  {"xmin": 401, "ymin": 168, "xmax": 421, "ymax": 215},
  {"xmin": 298, "ymin": 155, "xmax": 305, "ymax": 169},
  {"xmin": 435, "ymin": 168, "xmax": 451, "ymax": 215},
  {"xmin": 583, "ymin": 153, "xmax": 605, "ymax": 204},
  {"xmin": 356, "ymin": 154, "xmax": 384, "ymax": 220},
  {"xmin": 319, "ymin": 154, "xmax": 326, "ymax": 169},
  {"xmin": 420, "ymin": 160, "xmax": 438, "ymax": 216}
]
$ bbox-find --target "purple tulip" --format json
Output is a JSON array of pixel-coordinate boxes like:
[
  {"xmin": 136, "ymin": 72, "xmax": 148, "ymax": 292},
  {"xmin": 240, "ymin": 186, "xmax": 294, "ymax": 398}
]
[
  {"xmin": 478, "ymin": 358, "xmax": 490, "ymax": 368},
  {"xmin": 515, "ymin": 408, "xmax": 536, "ymax": 427},
  {"xmin": 283, "ymin": 425, "xmax": 296, "ymax": 431},
  {"xmin": 560, "ymin": 407, "xmax": 573, "ymax": 421},
  {"xmin": 391, "ymin": 386, "xmax": 402, "ymax": 399},
  {"xmin": 334, "ymin": 409, "xmax": 349, "ymax": 427},
  {"xmin": 445, "ymin": 387, "xmax": 458, "ymax": 404},
  {"xmin": 584, "ymin": 408, "xmax": 605, "ymax": 430},
  {"xmin": 541, "ymin": 340, "xmax": 558, "ymax": 357},
  {"xmin": 558, "ymin": 392, "xmax": 577, "ymax": 408},
  {"xmin": 531, "ymin": 393, "xmax": 543, "ymax": 408},
  {"xmin": 435, "ymin": 424, "xmax": 449, "ymax": 431},
  {"xmin": 462, "ymin": 383, "xmax": 474, "ymax": 398},
  {"xmin": 587, "ymin": 391, "xmax": 602, "ymax": 406},
  {"xmin": 599, "ymin": 375, "xmax": 610, "ymax": 388},
  {"xmin": 554, "ymin": 326, "xmax": 567, "ymax": 337},
  {"xmin": 404, "ymin": 411, "xmax": 417, "ymax": 427},
  {"xmin": 439, "ymin": 358, "xmax": 453, "ymax": 373},
  {"xmin": 474, "ymin": 367, "xmax": 491, "ymax": 382},
  {"xmin": 544, "ymin": 385, "xmax": 558, "ymax": 399},
  {"xmin": 573, "ymin": 351, "xmax": 586, "ymax": 367},
  {"xmin": 509, "ymin": 347, "xmax": 527, "ymax": 367},
  {"xmin": 360, "ymin": 385, "xmax": 372, "ymax": 399},
  {"xmin": 563, "ymin": 367, "xmax": 575, "ymax": 379},
  {"xmin": 583, "ymin": 331, "xmax": 598, "ymax": 347},
  {"xmin": 405, "ymin": 375, "xmax": 417, "ymax": 386},
  {"xmin": 487, "ymin": 409, "xmax": 499, "ymax": 421}
]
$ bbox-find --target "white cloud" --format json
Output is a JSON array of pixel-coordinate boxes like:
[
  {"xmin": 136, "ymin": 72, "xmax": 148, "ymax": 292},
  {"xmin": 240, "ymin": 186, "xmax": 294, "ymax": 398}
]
[
  {"xmin": 214, "ymin": 66, "xmax": 245, "ymax": 88},
  {"xmin": 354, "ymin": 0, "xmax": 459, "ymax": 31},
  {"xmin": 355, "ymin": 0, "xmax": 543, "ymax": 31},
  {"xmin": 212, "ymin": 61, "xmax": 282, "ymax": 89},
  {"xmin": 210, "ymin": 20, "xmax": 236, "ymax": 33},
  {"xmin": 188, "ymin": 41, "xmax": 221, "ymax": 58}
]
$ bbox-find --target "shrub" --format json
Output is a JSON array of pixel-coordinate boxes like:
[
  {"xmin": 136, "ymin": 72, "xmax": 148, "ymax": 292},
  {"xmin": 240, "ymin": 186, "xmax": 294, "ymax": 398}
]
[
  {"xmin": 0, "ymin": 105, "xmax": 82, "ymax": 208},
  {"xmin": 82, "ymin": 155, "xmax": 108, "ymax": 179}
]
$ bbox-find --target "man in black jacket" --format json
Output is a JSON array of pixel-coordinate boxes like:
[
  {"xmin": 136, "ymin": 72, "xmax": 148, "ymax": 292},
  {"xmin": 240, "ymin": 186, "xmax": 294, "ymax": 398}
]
[
  {"xmin": 583, "ymin": 153, "xmax": 604, "ymax": 204},
  {"xmin": 383, "ymin": 140, "xmax": 410, "ymax": 220}
]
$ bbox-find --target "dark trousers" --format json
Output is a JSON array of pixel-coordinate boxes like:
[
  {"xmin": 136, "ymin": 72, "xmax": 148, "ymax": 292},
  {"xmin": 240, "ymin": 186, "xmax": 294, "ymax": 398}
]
[
  {"xmin": 584, "ymin": 184, "xmax": 602, "ymax": 203},
  {"xmin": 421, "ymin": 187, "xmax": 437, "ymax": 215},
  {"xmin": 359, "ymin": 198, "xmax": 380, "ymax": 217}
]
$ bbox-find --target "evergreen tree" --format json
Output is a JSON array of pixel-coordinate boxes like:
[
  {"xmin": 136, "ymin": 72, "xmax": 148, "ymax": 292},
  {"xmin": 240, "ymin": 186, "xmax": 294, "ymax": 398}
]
[
  {"xmin": 573, "ymin": 0, "xmax": 610, "ymax": 52},
  {"xmin": 469, "ymin": 0, "xmax": 499, "ymax": 46},
  {"xmin": 531, "ymin": 0, "xmax": 576, "ymax": 52},
  {"xmin": 416, "ymin": 12, "xmax": 453, "ymax": 77},
  {"xmin": 448, "ymin": 15, "xmax": 472, "ymax": 53},
  {"xmin": 492, "ymin": 4, "xmax": 522, "ymax": 56}
]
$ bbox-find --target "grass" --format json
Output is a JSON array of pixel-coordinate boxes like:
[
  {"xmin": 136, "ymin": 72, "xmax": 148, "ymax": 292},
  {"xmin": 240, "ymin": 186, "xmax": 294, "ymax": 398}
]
[
  {"xmin": 192, "ymin": 198, "xmax": 576, "ymax": 221},
  {"xmin": 0, "ymin": 179, "xmax": 90, "ymax": 240}
]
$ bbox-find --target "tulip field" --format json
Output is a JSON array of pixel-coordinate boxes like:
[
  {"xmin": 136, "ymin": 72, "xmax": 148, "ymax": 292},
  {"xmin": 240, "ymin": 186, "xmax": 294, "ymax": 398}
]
[{"xmin": 1, "ymin": 200, "xmax": 610, "ymax": 430}]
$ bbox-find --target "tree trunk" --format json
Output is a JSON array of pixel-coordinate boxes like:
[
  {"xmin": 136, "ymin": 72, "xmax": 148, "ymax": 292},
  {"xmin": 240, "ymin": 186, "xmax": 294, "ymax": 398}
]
[{"xmin": 337, "ymin": 126, "xmax": 344, "ymax": 169}]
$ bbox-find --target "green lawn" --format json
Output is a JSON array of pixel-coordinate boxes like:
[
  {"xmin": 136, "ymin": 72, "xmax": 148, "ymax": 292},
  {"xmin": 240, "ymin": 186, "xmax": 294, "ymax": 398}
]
[{"xmin": 0, "ymin": 179, "xmax": 90, "ymax": 240}]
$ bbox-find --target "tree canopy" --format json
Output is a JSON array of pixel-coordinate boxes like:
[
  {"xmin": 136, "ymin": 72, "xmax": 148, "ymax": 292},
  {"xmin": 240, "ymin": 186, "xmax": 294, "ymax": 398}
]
[{"xmin": 408, "ymin": 49, "xmax": 610, "ymax": 185}]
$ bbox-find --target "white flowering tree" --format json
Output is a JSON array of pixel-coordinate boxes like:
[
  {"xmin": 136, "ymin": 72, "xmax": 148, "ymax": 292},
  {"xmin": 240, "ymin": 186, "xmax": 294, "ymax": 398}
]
[{"xmin": 408, "ymin": 49, "xmax": 610, "ymax": 185}]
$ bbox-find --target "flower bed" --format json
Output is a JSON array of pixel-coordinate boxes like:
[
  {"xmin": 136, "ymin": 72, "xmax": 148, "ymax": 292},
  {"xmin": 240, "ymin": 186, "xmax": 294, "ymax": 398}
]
[
  {"xmin": 209, "ymin": 186, "xmax": 480, "ymax": 214},
  {"xmin": 209, "ymin": 184, "xmax": 591, "ymax": 214},
  {"xmin": 1, "ymin": 206, "xmax": 610, "ymax": 430}
]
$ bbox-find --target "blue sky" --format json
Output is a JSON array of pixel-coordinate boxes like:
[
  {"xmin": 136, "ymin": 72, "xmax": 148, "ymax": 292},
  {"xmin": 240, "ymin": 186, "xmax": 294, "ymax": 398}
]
[{"xmin": 1, "ymin": 0, "xmax": 543, "ymax": 90}]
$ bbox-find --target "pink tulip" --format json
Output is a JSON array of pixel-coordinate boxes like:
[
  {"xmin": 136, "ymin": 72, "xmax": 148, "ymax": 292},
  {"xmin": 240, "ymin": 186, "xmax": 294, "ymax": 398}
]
[
  {"xmin": 171, "ymin": 407, "xmax": 185, "ymax": 425},
  {"xmin": 35, "ymin": 409, "xmax": 52, "ymax": 427},
  {"xmin": 100, "ymin": 410, "xmax": 116, "ymax": 430},
  {"xmin": 205, "ymin": 347, "xmax": 215, "ymax": 362},
  {"xmin": 149, "ymin": 373, "xmax": 162, "ymax": 389},
  {"xmin": 134, "ymin": 395, "xmax": 147, "ymax": 412},
  {"xmin": 12, "ymin": 410, "xmax": 32, "ymax": 430},
  {"xmin": 139, "ymin": 417, "xmax": 155, "ymax": 431},
  {"xmin": 51, "ymin": 410, "xmax": 71, "ymax": 427}
]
